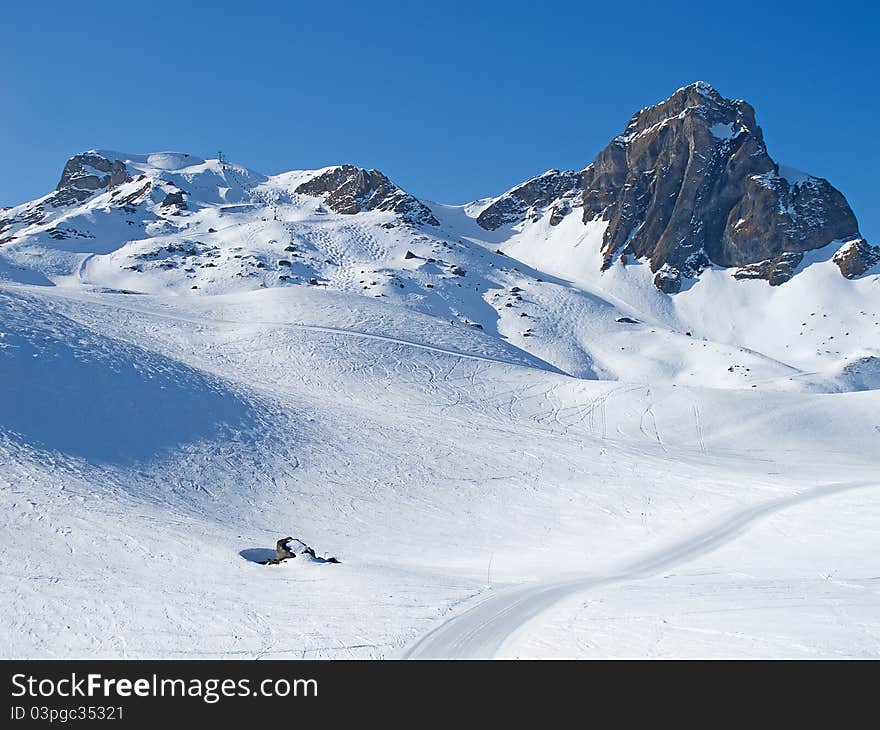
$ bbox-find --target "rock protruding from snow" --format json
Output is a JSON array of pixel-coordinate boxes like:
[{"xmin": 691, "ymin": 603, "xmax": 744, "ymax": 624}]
[
  {"xmin": 733, "ymin": 252, "xmax": 804, "ymax": 287},
  {"xmin": 652, "ymin": 264, "xmax": 681, "ymax": 294},
  {"xmin": 476, "ymin": 170, "xmax": 582, "ymax": 230},
  {"xmin": 295, "ymin": 165, "xmax": 439, "ymax": 226},
  {"xmin": 583, "ymin": 82, "xmax": 863, "ymax": 290},
  {"xmin": 51, "ymin": 151, "xmax": 131, "ymax": 207},
  {"xmin": 474, "ymin": 81, "xmax": 866, "ymax": 292},
  {"xmin": 833, "ymin": 237, "xmax": 880, "ymax": 279},
  {"xmin": 160, "ymin": 190, "xmax": 187, "ymax": 211}
]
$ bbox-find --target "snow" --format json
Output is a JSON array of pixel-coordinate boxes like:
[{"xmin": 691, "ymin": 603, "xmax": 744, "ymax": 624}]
[
  {"xmin": 778, "ymin": 165, "xmax": 812, "ymax": 187},
  {"xmin": 1, "ymin": 150, "xmax": 879, "ymax": 658},
  {"xmin": 406, "ymin": 479, "xmax": 880, "ymax": 658},
  {"xmin": 709, "ymin": 122, "xmax": 735, "ymax": 139},
  {"xmin": 498, "ymin": 482, "xmax": 880, "ymax": 658}
]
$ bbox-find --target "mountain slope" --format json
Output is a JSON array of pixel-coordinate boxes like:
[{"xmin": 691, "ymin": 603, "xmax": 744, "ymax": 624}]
[
  {"xmin": 2, "ymin": 82, "xmax": 880, "ymax": 659},
  {"xmin": 2, "ymin": 282, "xmax": 879, "ymax": 658},
  {"xmin": 1, "ymin": 118, "xmax": 878, "ymax": 389},
  {"xmin": 476, "ymin": 82, "xmax": 876, "ymax": 293}
]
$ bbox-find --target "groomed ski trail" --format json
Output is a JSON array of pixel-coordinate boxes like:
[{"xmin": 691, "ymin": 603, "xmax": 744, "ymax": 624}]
[{"xmin": 402, "ymin": 479, "xmax": 878, "ymax": 658}]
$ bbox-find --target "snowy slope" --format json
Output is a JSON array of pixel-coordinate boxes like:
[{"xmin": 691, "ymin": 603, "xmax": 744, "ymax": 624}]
[
  {"xmin": 2, "ymin": 280, "xmax": 879, "ymax": 658},
  {"xmin": 1, "ymin": 133, "xmax": 879, "ymax": 658},
  {"xmin": 3, "ymin": 148, "xmax": 878, "ymax": 393}
]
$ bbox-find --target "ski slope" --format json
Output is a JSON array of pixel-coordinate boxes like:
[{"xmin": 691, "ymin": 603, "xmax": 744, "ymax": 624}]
[
  {"xmin": 1, "ymin": 149, "xmax": 879, "ymax": 658},
  {"xmin": 403, "ymin": 479, "xmax": 879, "ymax": 658},
  {"xmin": 2, "ymin": 279, "xmax": 879, "ymax": 658}
]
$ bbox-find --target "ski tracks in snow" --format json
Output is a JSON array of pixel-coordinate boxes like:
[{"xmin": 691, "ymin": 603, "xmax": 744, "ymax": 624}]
[{"xmin": 402, "ymin": 479, "xmax": 879, "ymax": 658}]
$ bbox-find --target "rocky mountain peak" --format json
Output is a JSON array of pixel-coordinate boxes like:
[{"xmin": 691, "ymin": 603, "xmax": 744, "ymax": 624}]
[
  {"xmin": 478, "ymin": 82, "xmax": 872, "ymax": 292},
  {"xmin": 52, "ymin": 151, "xmax": 131, "ymax": 207},
  {"xmin": 586, "ymin": 83, "xmax": 870, "ymax": 291},
  {"xmin": 294, "ymin": 164, "xmax": 439, "ymax": 226},
  {"xmin": 615, "ymin": 81, "xmax": 759, "ymax": 149}
]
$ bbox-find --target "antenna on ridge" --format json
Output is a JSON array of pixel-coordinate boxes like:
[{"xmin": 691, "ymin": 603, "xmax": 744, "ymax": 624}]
[{"xmin": 218, "ymin": 150, "xmax": 225, "ymax": 166}]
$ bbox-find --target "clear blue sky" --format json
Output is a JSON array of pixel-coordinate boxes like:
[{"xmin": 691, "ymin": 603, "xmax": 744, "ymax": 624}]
[{"xmin": 2, "ymin": 1, "xmax": 877, "ymax": 241}]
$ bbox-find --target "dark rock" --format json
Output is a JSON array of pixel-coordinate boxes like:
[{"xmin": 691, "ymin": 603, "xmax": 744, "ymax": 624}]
[
  {"xmin": 160, "ymin": 191, "xmax": 187, "ymax": 210},
  {"xmin": 114, "ymin": 181, "xmax": 151, "ymax": 208},
  {"xmin": 733, "ymin": 252, "xmax": 803, "ymax": 286},
  {"xmin": 0, "ymin": 204, "xmax": 46, "ymax": 243},
  {"xmin": 275, "ymin": 537, "xmax": 297, "ymax": 561},
  {"xmin": 477, "ymin": 169, "xmax": 581, "ymax": 230},
  {"xmin": 581, "ymin": 83, "xmax": 862, "ymax": 286},
  {"xmin": 404, "ymin": 250, "xmax": 417, "ymax": 259},
  {"xmin": 833, "ymin": 238, "xmax": 880, "ymax": 278},
  {"xmin": 616, "ymin": 316, "xmax": 640, "ymax": 324},
  {"xmin": 653, "ymin": 266, "xmax": 681, "ymax": 294},
  {"xmin": 295, "ymin": 165, "xmax": 439, "ymax": 226},
  {"xmin": 258, "ymin": 537, "xmax": 340, "ymax": 565},
  {"xmin": 476, "ymin": 82, "xmax": 867, "ymax": 290},
  {"xmin": 51, "ymin": 151, "xmax": 131, "ymax": 207},
  {"xmin": 549, "ymin": 200, "xmax": 571, "ymax": 226}
]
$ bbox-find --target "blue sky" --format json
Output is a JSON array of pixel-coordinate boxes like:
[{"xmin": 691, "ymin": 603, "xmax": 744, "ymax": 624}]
[{"xmin": 2, "ymin": 1, "xmax": 877, "ymax": 241}]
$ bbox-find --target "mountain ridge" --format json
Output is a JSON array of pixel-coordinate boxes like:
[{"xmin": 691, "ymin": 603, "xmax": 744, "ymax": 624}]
[
  {"xmin": 2, "ymin": 81, "xmax": 874, "ymax": 291},
  {"xmin": 0, "ymin": 83, "xmax": 878, "ymax": 390},
  {"xmin": 475, "ymin": 81, "xmax": 872, "ymax": 292}
]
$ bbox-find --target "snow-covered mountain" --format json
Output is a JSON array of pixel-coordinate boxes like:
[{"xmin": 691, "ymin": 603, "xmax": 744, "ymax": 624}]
[
  {"xmin": 2, "ymin": 83, "xmax": 880, "ymax": 659},
  {"xmin": 475, "ymin": 82, "xmax": 874, "ymax": 289},
  {"xmin": 1, "ymin": 83, "xmax": 878, "ymax": 390}
]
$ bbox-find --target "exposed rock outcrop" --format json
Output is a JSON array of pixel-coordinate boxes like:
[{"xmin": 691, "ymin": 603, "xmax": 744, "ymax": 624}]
[
  {"xmin": 833, "ymin": 237, "xmax": 880, "ymax": 279},
  {"xmin": 50, "ymin": 152, "xmax": 130, "ymax": 207},
  {"xmin": 257, "ymin": 537, "xmax": 341, "ymax": 566},
  {"xmin": 477, "ymin": 82, "xmax": 867, "ymax": 291},
  {"xmin": 733, "ymin": 252, "xmax": 804, "ymax": 287},
  {"xmin": 652, "ymin": 265, "xmax": 682, "ymax": 294},
  {"xmin": 0, "ymin": 204, "xmax": 47, "ymax": 245},
  {"xmin": 296, "ymin": 165, "xmax": 439, "ymax": 226},
  {"xmin": 586, "ymin": 82, "xmax": 863, "ymax": 286},
  {"xmin": 160, "ymin": 190, "xmax": 187, "ymax": 211},
  {"xmin": 476, "ymin": 170, "xmax": 581, "ymax": 230}
]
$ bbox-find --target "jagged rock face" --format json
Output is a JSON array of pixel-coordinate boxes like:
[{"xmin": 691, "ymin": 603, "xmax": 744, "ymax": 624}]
[
  {"xmin": 584, "ymin": 82, "xmax": 862, "ymax": 287},
  {"xmin": 833, "ymin": 238, "xmax": 880, "ymax": 278},
  {"xmin": 295, "ymin": 165, "xmax": 439, "ymax": 226},
  {"xmin": 51, "ymin": 152, "xmax": 130, "ymax": 207},
  {"xmin": 2, "ymin": 152, "xmax": 135, "ymax": 244},
  {"xmin": 732, "ymin": 252, "xmax": 804, "ymax": 287},
  {"xmin": 476, "ymin": 170, "xmax": 581, "ymax": 230},
  {"xmin": 477, "ymin": 82, "xmax": 866, "ymax": 292},
  {"xmin": 160, "ymin": 191, "xmax": 187, "ymax": 211}
]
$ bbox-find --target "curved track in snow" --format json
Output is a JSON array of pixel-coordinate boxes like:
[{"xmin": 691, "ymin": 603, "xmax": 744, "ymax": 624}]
[{"xmin": 403, "ymin": 479, "xmax": 878, "ymax": 658}]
